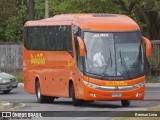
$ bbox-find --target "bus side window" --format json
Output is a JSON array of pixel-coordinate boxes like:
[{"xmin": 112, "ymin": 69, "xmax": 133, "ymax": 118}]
[
  {"xmin": 55, "ymin": 26, "xmax": 59, "ymax": 50},
  {"xmin": 37, "ymin": 27, "xmax": 42, "ymax": 50},
  {"xmin": 74, "ymin": 26, "xmax": 83, "ymax": 71},
  {"xmin": 24, "ymin": 27, "xmax": 30, "ymax": 50},
  {"xmin": 31, "ymin": 27, "xmax": 39, "ymax": 50},
  {"xmin": 63, "ymin": 26, "xmax": 67, "ymax": 51},
  {"xmin": 48, "ymin": 26, "xmax": 55, "ymax": 50},
  {"xmin": 29, "ymin": 27, "xmax": 34, "ymax": 50},
  {"xmin": 66, "ymin": 25, "xmax": 73, "ymax": 56},
  {"xmin": 41, "ymin": 27, "xmax": 47, "ymax": 50},
  {"xmin": 57, "ymin": 26, "xmax": 64, "ymax": 50}
]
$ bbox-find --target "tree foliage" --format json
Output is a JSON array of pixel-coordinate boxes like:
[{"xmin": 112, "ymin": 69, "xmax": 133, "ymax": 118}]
[
  {"xmin": 114, "ymin": 0, "xmax": 160, "ymax": 39},
  {"xmin": 50, "ymin": 0, "xmax": 121, "ymax": 14},
  {"xmin": 0, "ymin": 0, "xmax": 160, "ymax": 42},
  {"xmin": 0, "ymin": 0, "xmax": 28, "ymax": 41},
  {"xmin": 50, "ymin": 0, "xmax": 160, "ymax": 39},
  {"xmin": 0, "ymin": 0, "xmax": 17, "ymax": 25}
]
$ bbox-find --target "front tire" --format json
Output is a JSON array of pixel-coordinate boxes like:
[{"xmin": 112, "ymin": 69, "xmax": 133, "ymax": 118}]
[
  {"xmin": 35, "ymin": 81, "xmax": 54, "ymax": 103},
  {"xmin": 70, "ymin": 83, "xmax": 83, "ymax": 106},
  {"xmin": 121, "ymin": 100, "xmax": 130, "ymax": 107}
]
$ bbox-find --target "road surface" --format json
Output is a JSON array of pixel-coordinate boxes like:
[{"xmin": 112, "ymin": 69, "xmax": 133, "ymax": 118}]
[{"xmin": 0, "ymin": 85, "xmax": 160, "ymax": 119}]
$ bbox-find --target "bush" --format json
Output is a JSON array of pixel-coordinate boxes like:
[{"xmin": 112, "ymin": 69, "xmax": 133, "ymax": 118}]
[{"xmin": 148, "ymin": 49, "xmax": 160, "ymax": 76}]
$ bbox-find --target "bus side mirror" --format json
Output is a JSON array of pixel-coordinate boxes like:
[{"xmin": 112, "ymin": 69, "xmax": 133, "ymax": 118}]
[
  {"xmin": 77, "ymin": 36, "xmax": 85, "ymax": 56},
  {"xmin": 142, "ymin": 36, "xmax": 152, "ymax": 57}
]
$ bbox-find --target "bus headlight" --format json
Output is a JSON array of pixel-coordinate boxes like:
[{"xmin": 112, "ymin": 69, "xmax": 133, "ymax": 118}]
[
  {"xmin": 133, "ymin": 82, "xmax": 144, "ymax": 88},
  {"xmin": 83, "ymin": 80, "xmax": 100, "ymax": 89},
  {"xmin": 0, "ymin": 78, "xmax": 10, "ymax": 84}
]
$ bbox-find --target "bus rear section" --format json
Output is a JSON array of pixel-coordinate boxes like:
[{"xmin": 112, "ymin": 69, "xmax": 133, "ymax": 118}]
[{"xmin": 23, "ymin": 14, "xmax": 152, "ymax": 107}]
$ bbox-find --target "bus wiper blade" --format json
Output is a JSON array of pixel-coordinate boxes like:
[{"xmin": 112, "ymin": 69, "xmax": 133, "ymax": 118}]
[
  {"xmin": 119, "ymin": 51, "xmax": 131, "ymax": 79},
  {"xmin": 109, "ymin": 48, "xmax": 112, "ymax": 67},
  {"xmin": 86, "ymin": 71, "xmax": 101, "ymax": 77},
  {"xmin": 101, "ymin": 65, "xmax": 108, "ymax": 80}
]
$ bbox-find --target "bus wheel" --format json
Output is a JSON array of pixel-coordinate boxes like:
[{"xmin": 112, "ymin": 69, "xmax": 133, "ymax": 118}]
[
  {"xmin": 121, "ymin": 100, "xmax": 130, "ymax": 107},
  {"xmin": 35, "ymin": 81, "xmax": 54, "ymax": 103},
  {"xmin": 70, "ymin": 84, "xmax": 83, "ymax": 106}
]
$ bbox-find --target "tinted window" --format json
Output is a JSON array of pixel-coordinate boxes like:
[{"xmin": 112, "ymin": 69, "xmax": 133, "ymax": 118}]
[
  {"xmin": 32, "ymin": 27, "xmax": 39, "ymax": 50},
  {"xmin": 48, "ymin": 27, "xmax": 55, "ymax": 50},
  {"xmin": 57, "ymin": 26, "xmax": 63, "ymax": 50},
  {"xmin": 23, "ymin": 25, "xmax": 73, "ymax": 53},
  {"xmin": 74, "ymin": 25, "xmax": 83, "ymax": 71},
  {"xmin": 24, "ymin": 27, "xmax": 30, "ymax": 49},
  {"xmin": 41, "ymin": 27, "xmax": 47, "ymax": 50},
  {"xmin": 66, "ymin": 26, "xmax": 72, "ymax": 52}
]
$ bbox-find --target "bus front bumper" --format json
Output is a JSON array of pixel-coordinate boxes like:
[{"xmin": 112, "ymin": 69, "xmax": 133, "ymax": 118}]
[{"xmin": 83, "ymin": 83, "xmax": 145, "ymax": 101}]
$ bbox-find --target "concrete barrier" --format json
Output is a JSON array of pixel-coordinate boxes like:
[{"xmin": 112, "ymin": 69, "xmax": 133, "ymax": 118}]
[{"xmin": 0, "ymin": 42, "xmax": 22, "ymax": 73}]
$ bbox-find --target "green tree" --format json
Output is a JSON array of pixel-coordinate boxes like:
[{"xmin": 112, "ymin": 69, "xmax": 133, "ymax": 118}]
[
  {"xmin": 0, "ymin": 0, "xmax": 160, "ymax": 41},
  {"xmin": 0, "ymin": 0, "xmax": 17, "ymax": 25},
  {"xmin": 35, "ymin": 0, "xmax": 45, "ymax": 20},
  {"xmin": 50, "ymin": 0, "xmax": 121, "ymax": 15},
  {"xmin": 49, "ymin": 0, "xmax": 160, "ymax": 40},
  {"xmin": 113, "ymin": 0, "xmax": 160, "ymax": 39},
  {"xmin": 0, "ymin": 0, "xmax": 17, "ymax": 41},
  {"xmin": 0, "ymin": 0, "xmax": 28, "ymax": 42}
]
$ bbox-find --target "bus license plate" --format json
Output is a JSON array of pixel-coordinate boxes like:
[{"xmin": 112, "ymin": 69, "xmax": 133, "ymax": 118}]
[{"xmin": 112, "ymin": 93, "xmax": 122, "ymax": 97}]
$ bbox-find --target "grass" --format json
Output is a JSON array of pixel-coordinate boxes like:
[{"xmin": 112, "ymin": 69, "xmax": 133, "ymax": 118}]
[
  {"xmin": 12, "ymin": 72, "xmax": 23, "ymax": 83},
  {"xmin": 146, "ymin": 75, "xmax": 160, "ymax": 83}
]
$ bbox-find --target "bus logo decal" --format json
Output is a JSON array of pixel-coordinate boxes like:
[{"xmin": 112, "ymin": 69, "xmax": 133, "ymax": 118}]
[
  {"xmin": 30, "ymin": 53, "xmax": 45, "ymax": 65},
  {"xmin": 106, "ymin": 81, "xmax": 127, "ymax": 86},
  {"xmin": 68, "ymin": 61, "xmax": 73, "ymax": 67}
]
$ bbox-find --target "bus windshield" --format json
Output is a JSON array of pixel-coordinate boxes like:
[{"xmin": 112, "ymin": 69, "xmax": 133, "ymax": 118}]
[{"xmin": 84, "ymin": 31, "xmax": 144, "ymax": 80}]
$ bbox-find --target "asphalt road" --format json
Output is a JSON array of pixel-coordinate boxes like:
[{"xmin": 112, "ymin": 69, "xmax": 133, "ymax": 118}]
[
  {"xmin": 0, "ymin": 85, "xmax": 160, "ymax": 119},
  {"xmin": 0, "ymin": 85, "xmax": 160, "ymax": 110}
]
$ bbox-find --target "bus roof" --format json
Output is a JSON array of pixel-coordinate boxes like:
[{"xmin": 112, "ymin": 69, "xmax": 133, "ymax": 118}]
[{"xmin": 25, "ymin": 14, "xmax": 140, "ymax": 31}]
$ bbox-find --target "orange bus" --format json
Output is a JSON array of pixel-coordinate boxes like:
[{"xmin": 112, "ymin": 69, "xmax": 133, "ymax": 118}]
[{"xmin": 23, "ymin": 14, "xmax": 152, "ymax": 107}]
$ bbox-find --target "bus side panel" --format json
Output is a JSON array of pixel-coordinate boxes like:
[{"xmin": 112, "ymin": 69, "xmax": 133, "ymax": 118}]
[
  {"xmin": 23, "ymin": 68, "xmax": 31, "ymax": 93},
  {"xmin": 74, "ymin": 70, "xmax": 86, "ymax": 99},
  {"xmin": 37, "ymin": 68, "xmax": 50, "ymax": 96},
  {"xmin": 29, "ymin": 69, "xmax": 37, "ymax": 93},
  {"xmin": 39, "ymin": 51, "xmax": 73, "ymax": 98},
  {"xmin": 23, "ymin": 48, "xmax": 35, "ymax": 94}
]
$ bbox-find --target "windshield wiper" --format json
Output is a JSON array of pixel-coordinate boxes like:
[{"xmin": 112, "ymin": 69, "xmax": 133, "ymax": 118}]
[
  {"xmin": 101, "ymin": 48, "xmax": 112, "ymax": 80},
  {"xmin": 119, "ymin": 51, "xmax": 131, "ymax": 79},
  {"xmin": 86, "ymin": 71, "xmax": 101, "ymax": 77},
  {"xmin": 109, "ymin": 48, "xmax": 112, "ymax": 67}
]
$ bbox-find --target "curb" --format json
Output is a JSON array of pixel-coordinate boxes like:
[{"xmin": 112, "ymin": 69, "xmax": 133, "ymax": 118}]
[
  {"xmin": 0, "ymin": 102, "xmax": 13, "ymax": 110},
  {"xmin": 0, "ymin": 102, "xmax": 25, "ymax": 111},
  {"xmin": 10, "ymin": 103, "xmax": 26, "ymax": 110},
  {"xmin": 18, "ymin": 83, "xmax": 24, "ymax": 87},
  {"xmin": 146, "ymin": 83, "xmax": 160, "ymax": 87}
]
